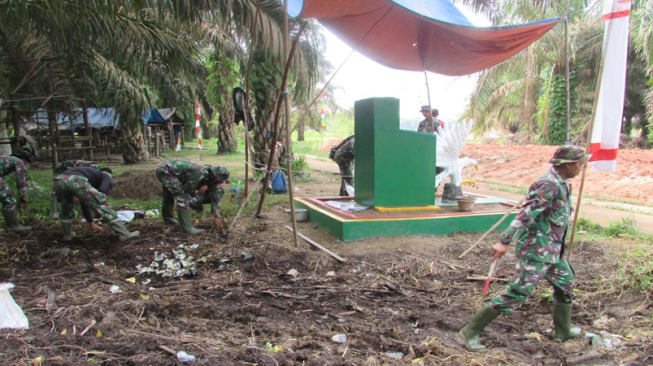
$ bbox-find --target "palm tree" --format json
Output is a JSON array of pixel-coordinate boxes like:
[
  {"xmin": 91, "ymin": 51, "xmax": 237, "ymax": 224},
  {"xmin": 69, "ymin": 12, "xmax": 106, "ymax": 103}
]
[{"xmin": 206, "ymin": 48, "xmax": 241, "ymax": 153}]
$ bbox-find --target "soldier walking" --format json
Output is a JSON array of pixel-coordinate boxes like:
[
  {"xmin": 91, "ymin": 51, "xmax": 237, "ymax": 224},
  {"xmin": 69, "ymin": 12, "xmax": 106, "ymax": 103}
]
[
  {"xmin": 54, "ymin": 166, "xmax": 140, "ymax": 241},
  {"xmin": 155, "ymin": 159, "xmax": 230, "ymax": 234},
  {"xmin": 0, "ymin": 150, "xmax": 32, "ymax": 231},
  {"xmin": 459, "ymin": 145, "xmax": 588, "ymax": 351}
]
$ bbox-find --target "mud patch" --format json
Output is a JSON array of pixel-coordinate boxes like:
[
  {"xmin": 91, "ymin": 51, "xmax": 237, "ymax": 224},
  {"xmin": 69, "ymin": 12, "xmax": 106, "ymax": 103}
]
[{"xmin": 112, "ymin": 169, "xmax": 162, "ymax": 200}]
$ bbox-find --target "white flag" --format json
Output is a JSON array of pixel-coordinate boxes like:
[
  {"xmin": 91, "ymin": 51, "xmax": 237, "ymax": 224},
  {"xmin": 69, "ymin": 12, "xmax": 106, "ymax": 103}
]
[{"xmin": 589, "ymin": 0, "xmax": 631, "ymax": 171}]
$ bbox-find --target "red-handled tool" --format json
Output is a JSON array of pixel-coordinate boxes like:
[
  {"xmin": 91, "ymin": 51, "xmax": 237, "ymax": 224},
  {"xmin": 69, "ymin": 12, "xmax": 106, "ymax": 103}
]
[{"xmin": 482, "ymin": 260, "xmax": 498, "ymax": 295}]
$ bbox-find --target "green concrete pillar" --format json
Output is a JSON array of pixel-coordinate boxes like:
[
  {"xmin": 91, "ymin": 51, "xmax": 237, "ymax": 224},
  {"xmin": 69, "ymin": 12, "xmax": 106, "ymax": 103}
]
[{"xmin": 354, "ymin": 97, "xmax": 436, "ymax": 208}]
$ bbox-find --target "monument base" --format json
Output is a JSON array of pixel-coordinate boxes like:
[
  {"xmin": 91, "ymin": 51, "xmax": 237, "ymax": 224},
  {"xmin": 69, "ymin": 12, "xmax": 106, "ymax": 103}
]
[{"xmin": 294, "ymin": 193, "xmax": 518, "ymax": 241}]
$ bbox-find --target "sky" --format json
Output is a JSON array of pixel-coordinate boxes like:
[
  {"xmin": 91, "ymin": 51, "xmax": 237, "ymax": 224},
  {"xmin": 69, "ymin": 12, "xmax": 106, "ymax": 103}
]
[{"xmin": 322, "ymin": 5, "xmax": 491, "ymax": 123}]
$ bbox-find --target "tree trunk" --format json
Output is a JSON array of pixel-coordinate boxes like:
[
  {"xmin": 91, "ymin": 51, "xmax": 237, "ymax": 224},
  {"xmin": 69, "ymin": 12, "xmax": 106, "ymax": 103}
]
[
  {"xmin": 217, "ymin": 109, "xmax": 237, "ymax": 154},
  {"xmin": 121, "ymin": 122, "xmax": 149, "ymax": 164},
  {"xmin": 297, "ymin": 119, "xmax": 305, "ymax": 141},
  {"xmin": 252, "ymin": 110, "xmax": 274, "ymax": 169}
]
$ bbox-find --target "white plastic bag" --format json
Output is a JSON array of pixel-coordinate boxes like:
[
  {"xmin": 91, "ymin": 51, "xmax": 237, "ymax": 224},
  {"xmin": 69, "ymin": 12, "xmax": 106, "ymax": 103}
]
[
  {"xmin": 345, "ymin": 183, "xmax": 355, "ymax": 196},
  {"xmin": 0, "ymin": 283, "xmax": 29, "ymax": 329}
]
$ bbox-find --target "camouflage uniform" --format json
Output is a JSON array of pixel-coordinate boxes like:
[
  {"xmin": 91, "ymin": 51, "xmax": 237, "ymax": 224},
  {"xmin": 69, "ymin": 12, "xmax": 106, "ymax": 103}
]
[
  {"xmin": 488, "ymin": 145, "xmax": 589, "ymax": 314},
  {"xmin": 55, "ymin": 160, "xmax": 101, "ymax": 175},
  {"xmin": 53, "ymin": 174, "xmax": 118, "ymax": 222},
  {"xmin": 417, "ymin": 119, "xmax": 436, "ymax": 134},
  {"xmin": 334, "ymin": 137, "xmax": 355, "ymax": 189},
  {"xmin": 155, "ymin": 159, "xmax": 225, "ymax": 212},
  {"xmin": 0, "ymin": 156, "xmax": 28, "ymax": 211}
]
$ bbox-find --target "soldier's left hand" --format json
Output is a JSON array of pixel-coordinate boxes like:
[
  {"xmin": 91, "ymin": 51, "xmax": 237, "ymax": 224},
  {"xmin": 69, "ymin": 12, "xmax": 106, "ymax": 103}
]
[
  {"xmin": 214, "ymin": 217, "xmax": 224, "ymax": 230},
  {"xmin": 20, "ymin": 196, "xmax": 28, "ymax": 204},
  {"xmin": 89, "ymin": 222, "xmax": 106, "ymax": 232}
]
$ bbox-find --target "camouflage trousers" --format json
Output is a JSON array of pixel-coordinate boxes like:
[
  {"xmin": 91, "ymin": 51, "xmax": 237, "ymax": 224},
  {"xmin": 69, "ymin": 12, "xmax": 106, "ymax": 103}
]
[
  {"xmin": 488, "ymin": 257, "xmax": 575, "ymax": 314},
  {"xmin": 0, "ymin": 177, "xmax": 18, "ymax": 211},
  {"xmin": 337, "ymin": 158, "xmax": 354, "ymax": 184},
  {"xmin": 155, "ymin": 165, "xmax": 195, "ymax": 211},
  {"xmin": 53, "ymin": 175, "xmax": 118, "ymax": 222}
]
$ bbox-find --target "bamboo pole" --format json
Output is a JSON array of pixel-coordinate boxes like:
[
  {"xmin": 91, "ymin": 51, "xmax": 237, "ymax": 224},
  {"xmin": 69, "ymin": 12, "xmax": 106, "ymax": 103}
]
[
  {"xmin": 283, "ymin": 0, "xmax": 299, "ymax": 247},
  {"xmin": 423, "ymin": 70, "xmax": 434, "ymax": 133},
  {"xmin": 243, "ymin": 0, "xmax": 261, "ymax": 197},
  {"xmin": 255, "ymin": 22, "xmax": 308, "ymax": 217},
  {"xmin": 290, "ymin": 5, "xmax": 396, "ymax": 134},
  {"xmin": 565, "ymin": 17, "xmax": 571, "ymax": 143},
  {"xmin": 567, "ymin": 55, "xmax": 605, "ymax": 259}
]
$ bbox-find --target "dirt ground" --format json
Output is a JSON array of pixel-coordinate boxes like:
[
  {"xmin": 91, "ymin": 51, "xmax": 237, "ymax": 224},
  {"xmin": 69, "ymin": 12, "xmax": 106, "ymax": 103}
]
[
  {"xmin": 1, "ymin": 164, "xmax": 652, "ymax": 365},
  {"xmin": 112, "ymin": 170, "xmax": 162, "ymax": 200},
  {"xmin": 461, "ymin": 144, "xmax": 653, "ymax": 206},
  {"xmin": 321, "ymin": 140, "xmax": 653, "ymax": 206}
]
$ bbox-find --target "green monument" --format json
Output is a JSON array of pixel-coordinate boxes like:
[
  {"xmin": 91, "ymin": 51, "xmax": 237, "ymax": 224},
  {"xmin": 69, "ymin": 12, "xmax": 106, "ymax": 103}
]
[{"xmin": 354, "ymin": 97, "xmax": 436, "ymax": 208}]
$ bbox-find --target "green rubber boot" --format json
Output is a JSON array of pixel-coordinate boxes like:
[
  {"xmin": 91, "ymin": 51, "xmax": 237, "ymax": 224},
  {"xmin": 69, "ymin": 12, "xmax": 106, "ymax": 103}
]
[
  {"xmin": 108, "ymin": 219, "xmax": 141, "ymax": 242},
  {"xmin": 61, "ymin": 219, "xmax": 76, "ymax": 241},
  {"xmin": 178, "ymin": 209, "xmax": 204, "ymax": 234},
  {"xmin": 552, "ymin": 302, "xmax": 582, "ymax": 340},
  {"xmin": 3, "ymin": 209, "xmax": 32, "ymax": 231},
  {"xmin": 50, "ymin": 196, "xmax": 59, "ymax": 219},
  {"xmin": 459, "ymin": 306, "xmax": 501, "ymax": 351},
  {"xmin": 162, "ymin": 203, "xmax": 178, "ymax": 224}
]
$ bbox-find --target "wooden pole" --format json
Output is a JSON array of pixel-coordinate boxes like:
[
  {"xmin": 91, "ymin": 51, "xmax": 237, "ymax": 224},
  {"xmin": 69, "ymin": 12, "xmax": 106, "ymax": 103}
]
[
  {"xmin": 459, "ymin": 198, "xmax": 525, "ymax": 259},
  {"xmin": 565, "ymin": 17, "xmax": 571, "ymax": 143},
  {"xmin": 243, "ymin": 0, "xmax": 261, "ymax": 197},
  {"xmin": 283, "ymin": 0, "xmax": 299, "ymax": 247},
  {"xmin": 424, "ymin": 70, "xmax": 434, "ymax": 133},
  {"xmin": 255, "ymin": 22, "xmax": 308, "ymax": 216},
  {"xmin": 567, "ymin": 55, "xmax": 605, "ymax": 259},
  {"xmin": 82, "ymin": 102, "xmax": 93, "ymax": 161}
]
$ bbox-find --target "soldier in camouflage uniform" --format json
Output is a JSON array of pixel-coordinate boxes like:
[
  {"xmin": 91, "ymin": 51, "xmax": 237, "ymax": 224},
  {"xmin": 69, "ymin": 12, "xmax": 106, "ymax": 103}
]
[
  {"xmin": 55, "ymin": 160, "xmax": 102, "ymax": 175},
  {"xmin": 459, "ymin": 145, "xmax": 588, "ymax": 351},
  {"xmin": 333, "ymin": 136, "xmax": 355, "ymax": 196},
  {"xmin": 155, "ymin": 159, "xmax": 230, "ymax": 234},
  {"xmin": 50, "ymin": 160, "xmax": 105, "ymax": 217},
  {"xmin": 417, "ymin": 105, "xmax": 435, "ymax": 134},
  {"xmin": 0, "ymin": 150, "xmax": 32, "ymax": 231},
  {"xmin": 54, "ymin": 166, "xmax": 139, "ymax": 242}
]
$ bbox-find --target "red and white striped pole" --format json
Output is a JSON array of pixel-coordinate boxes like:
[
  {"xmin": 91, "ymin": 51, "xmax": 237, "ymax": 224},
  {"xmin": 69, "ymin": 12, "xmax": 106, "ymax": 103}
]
[{"xmin": 195, "ymin": 101, "xmax": 202, "ymax": 150}]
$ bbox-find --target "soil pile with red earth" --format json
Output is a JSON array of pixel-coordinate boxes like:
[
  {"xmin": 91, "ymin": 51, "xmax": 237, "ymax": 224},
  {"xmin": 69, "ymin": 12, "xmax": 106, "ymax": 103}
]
[
  {"xmin": 318, "ymin": 140, "xmax": 653, "ymax": 205},
  {"xmin": 461, "ymin": 144, "xmax": 653, "ymax": 205}
]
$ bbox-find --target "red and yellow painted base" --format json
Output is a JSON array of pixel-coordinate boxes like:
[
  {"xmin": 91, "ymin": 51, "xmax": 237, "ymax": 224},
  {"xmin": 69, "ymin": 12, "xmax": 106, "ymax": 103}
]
[{"xmin": 293, "ymin": 196, "xmax": 518, "ymax": 241}]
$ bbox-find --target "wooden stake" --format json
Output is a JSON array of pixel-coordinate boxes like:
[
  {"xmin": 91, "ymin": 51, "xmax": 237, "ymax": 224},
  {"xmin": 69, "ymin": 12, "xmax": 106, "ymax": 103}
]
[
  {"xmin": 458, "ymin": 198, "xmax": 524, "ymax": 259},
  {"xmin": 283, "ymin": 226, "xmax": 346, "ymax": 262}
]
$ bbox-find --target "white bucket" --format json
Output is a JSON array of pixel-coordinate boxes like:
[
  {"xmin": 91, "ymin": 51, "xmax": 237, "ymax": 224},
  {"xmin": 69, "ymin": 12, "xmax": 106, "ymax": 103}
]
[{"xmin": 285, "ymin": 208, "xmax": 308, "ymax": 222}]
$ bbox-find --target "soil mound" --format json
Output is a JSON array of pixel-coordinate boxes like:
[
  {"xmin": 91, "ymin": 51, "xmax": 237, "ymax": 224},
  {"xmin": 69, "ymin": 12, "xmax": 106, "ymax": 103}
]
[
  {"xmin": 318, "ymin": 138, "xmax": 342, "ymax": 153},
  {"xmin": 112, "ymin": 169, "xmax": 162, "ymax": 200}
]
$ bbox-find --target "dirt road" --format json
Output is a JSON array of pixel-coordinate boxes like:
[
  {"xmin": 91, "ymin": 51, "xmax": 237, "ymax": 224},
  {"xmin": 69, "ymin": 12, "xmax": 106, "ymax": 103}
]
[{"xmin": 305, "ymin": 155, "xmax": 653, "ymax": 232}]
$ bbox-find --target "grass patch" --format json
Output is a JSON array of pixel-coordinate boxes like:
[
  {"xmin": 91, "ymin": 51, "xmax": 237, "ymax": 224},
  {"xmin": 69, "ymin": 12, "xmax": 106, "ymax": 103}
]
[{"xmin": 576, "ymin": 217, "xmax": 653, "ymax": 242}]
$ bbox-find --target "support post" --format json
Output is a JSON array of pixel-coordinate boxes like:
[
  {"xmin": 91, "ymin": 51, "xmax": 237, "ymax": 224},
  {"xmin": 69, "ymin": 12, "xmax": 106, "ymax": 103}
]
[{"xmin": 283, "ymin": 0, "xmax": 299, "ymax": 247}]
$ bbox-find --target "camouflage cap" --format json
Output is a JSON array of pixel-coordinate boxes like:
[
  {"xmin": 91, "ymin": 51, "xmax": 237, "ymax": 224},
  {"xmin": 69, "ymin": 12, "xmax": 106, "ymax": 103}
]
[
  {"xmin": 206, "ymin": 165, "xmax": 230, "ymax": 184},
  {"xmin": 549, "ymin": 144, "xmax": 589, "ymax": 165},
  {"xmin": 420, "ymin": 105, "xmax": 430, "ymax": 112}
]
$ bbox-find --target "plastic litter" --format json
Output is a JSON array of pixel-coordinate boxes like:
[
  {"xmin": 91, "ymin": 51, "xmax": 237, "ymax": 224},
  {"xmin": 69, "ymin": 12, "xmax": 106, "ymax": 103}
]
[
  {"xmin": 331, "ymin": 334, "xmax": 347, "ymax": 343},
  {"xmin": 109, "ymin": 285, "xmax": 122, "ymax": 294},
  {"xmin": 345, "ymin": 183, "xmax": 355, "ymax": 196},
  {"xmin": 176, "ymin": 351, "xmax": 196, "ymax": 362},
  {"xmin": 0, "ymin": 283, "xmax": 29, "ymax": 329},
  {"xmin": 386, "ymin": 352, "xmax": 404, "ymax": 360}
]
